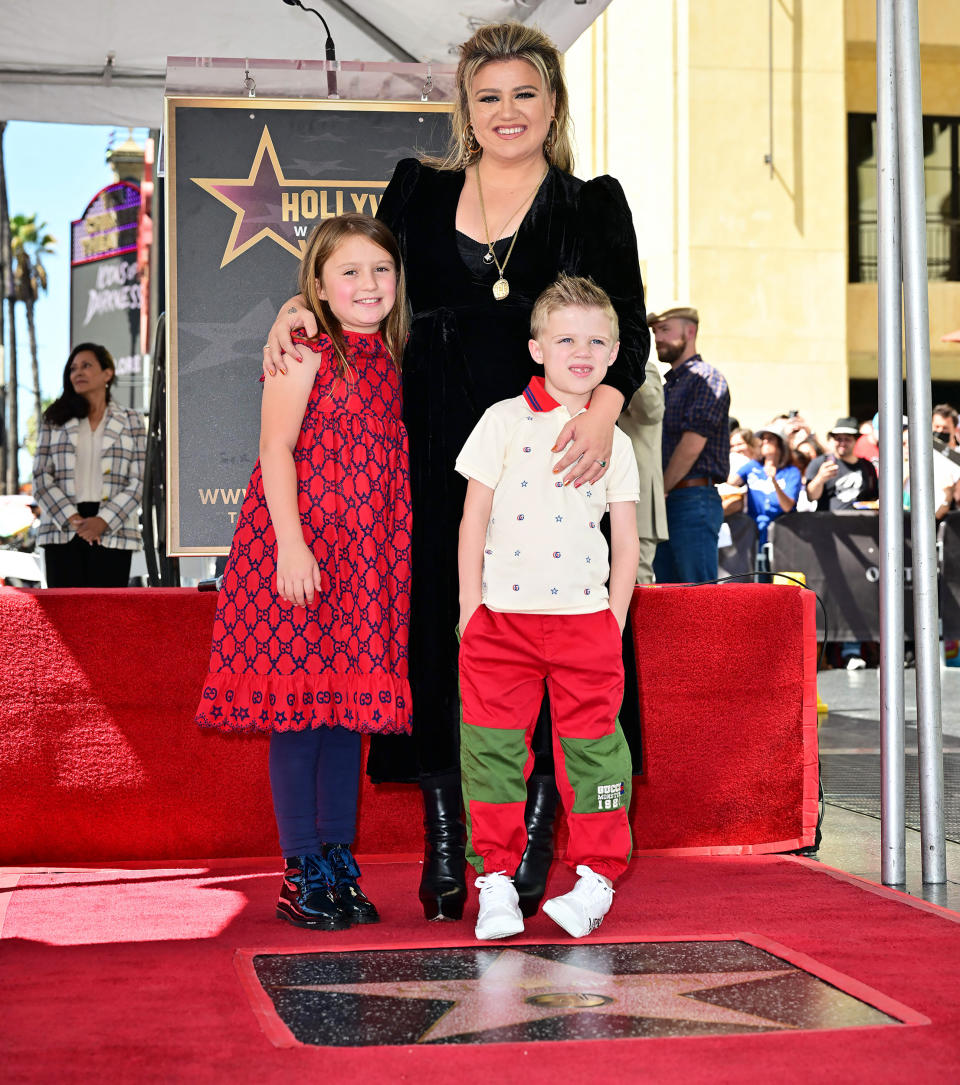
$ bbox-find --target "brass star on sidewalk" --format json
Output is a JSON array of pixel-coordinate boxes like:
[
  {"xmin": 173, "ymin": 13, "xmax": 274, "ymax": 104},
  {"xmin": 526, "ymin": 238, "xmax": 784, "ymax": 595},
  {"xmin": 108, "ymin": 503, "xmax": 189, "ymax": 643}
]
[{"xmin": 280, "ymin": 949, "xmax": 794, "ymax": 1042}]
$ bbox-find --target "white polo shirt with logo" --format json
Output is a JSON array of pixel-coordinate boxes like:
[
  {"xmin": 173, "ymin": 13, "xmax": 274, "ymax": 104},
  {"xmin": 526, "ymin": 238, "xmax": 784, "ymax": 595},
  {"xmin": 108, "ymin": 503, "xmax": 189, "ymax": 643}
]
[{"xmin": 455, "ymin": 376, "xmax": 640, "ymax": 615}]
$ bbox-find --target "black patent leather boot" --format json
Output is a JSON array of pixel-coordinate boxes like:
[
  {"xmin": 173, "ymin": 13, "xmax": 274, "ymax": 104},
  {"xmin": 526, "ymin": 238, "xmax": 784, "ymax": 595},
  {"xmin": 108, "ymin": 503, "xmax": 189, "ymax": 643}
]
[
  {"xmin": 276, "ymin": 854, "xmax": 350, "ymax": 930},
  {"xmin": 322, "ymin": 843, "xmax": 380, "ymax": 924},
  {"xmin": 513, "ymin": 773, "xmax": 560, "ymax": 918},
  {"xmin": 418, "ymin": 781, "xmax": 467, "ymax": 921}
]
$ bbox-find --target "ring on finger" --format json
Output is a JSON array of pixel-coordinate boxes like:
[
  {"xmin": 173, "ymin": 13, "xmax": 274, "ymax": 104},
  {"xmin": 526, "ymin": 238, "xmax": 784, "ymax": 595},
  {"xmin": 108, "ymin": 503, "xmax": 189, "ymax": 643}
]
[{"xmin": 595, "ymin": 459, "xmax": 607, "ymax": 468}]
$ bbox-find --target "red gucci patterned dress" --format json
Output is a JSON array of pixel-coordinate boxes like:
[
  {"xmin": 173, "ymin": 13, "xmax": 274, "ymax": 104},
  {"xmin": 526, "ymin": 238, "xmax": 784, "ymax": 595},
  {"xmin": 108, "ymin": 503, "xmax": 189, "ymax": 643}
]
[{"xmin": 196, "ymin": 329, "xmax": 411, "ymax": 735}]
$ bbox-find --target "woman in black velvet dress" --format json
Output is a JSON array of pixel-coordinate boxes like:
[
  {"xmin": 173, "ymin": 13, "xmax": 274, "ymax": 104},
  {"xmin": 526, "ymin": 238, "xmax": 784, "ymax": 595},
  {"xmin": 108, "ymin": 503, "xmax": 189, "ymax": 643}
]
[{"xmin": 266, "ymin": 21, "xmax": 648, "ymax": 922}]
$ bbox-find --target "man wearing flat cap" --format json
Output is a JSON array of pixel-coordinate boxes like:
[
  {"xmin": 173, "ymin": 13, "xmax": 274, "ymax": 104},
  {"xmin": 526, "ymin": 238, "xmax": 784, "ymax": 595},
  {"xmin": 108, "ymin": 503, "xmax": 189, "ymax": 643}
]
[
  {"xmin": 649, "ymin": 305, "xmax": 730, "ymax": 583},
  {"xmin": 805, "ymin": 417, "xmax": 879, "ymax": 509}
]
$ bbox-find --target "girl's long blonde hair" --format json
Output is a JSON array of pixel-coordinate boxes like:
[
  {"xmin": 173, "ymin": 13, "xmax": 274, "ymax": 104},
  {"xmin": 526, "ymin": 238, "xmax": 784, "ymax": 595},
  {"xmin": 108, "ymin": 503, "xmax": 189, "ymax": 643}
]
[
  {"xmin": 298, "ymin": 213, "xmax": 408, "ymax": 381},
  {"xmin": 423, "ymin": 21, "xmax": 574, "ymax": 174}
]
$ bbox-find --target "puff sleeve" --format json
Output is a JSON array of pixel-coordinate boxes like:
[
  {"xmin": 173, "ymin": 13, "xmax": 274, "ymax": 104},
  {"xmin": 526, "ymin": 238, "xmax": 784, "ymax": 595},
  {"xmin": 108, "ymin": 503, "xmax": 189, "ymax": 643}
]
[{"xmin": 577, "ymin": 175, "xmax": 648, "ymax": 405}]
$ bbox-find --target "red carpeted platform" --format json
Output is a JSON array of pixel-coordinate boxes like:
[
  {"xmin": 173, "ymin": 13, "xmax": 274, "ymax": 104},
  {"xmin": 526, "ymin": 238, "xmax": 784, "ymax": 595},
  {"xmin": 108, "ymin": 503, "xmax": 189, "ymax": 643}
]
[
  {"xmin": 1, "ymin": 854, "xmax": 957, "ymax": 1082},
  {"xmin": 0, "ymin": 583, "xmax": 817, "ymax": 862}
]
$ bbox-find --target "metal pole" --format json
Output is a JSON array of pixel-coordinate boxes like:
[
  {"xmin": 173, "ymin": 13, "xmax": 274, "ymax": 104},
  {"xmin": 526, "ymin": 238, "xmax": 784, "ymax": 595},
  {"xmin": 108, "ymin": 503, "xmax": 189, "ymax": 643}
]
[
  {"xmin": 894, "ymin": 0, "xmax": 946, "ymax": 883},
  {"xmin": 876, "ymin": 0, "xmax": 906, "ymax": 886}
]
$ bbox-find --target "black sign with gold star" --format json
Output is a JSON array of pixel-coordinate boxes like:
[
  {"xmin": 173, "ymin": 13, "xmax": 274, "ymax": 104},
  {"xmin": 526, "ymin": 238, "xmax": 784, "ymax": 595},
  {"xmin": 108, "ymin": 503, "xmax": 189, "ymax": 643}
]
[
  {"xmin": 165, "ymin": 97, "xmax": 451, "ymax": 554},
  {"xmin": 241, "ymin": 941, "xmax": 908, "ymax": 1047}
]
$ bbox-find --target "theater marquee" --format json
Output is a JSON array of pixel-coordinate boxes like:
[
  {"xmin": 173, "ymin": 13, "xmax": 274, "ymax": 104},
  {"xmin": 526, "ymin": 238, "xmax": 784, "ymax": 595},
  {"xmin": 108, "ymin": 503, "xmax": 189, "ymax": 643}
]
[{"xmin": 165, "ymin": 96, "xmax": 451, "ymax": 554}]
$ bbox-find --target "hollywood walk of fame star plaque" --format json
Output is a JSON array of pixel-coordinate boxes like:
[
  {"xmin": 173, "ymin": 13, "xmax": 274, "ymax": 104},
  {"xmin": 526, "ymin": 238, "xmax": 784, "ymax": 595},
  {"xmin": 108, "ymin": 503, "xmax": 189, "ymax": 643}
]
[
  {"xmin": 164, "ymin": 94, "xmax": 451, "ymax": 553},
  {"xmin": 236, "ymin": 939, "xmax": 919, "ymax": 1048}
]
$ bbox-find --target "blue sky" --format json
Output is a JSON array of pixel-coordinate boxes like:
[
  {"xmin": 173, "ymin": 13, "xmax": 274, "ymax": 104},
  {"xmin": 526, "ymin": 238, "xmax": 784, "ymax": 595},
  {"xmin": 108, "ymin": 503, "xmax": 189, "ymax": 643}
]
[{"xmin": 5, "ymin": 121, "xmax": 146, "ymax": 469}]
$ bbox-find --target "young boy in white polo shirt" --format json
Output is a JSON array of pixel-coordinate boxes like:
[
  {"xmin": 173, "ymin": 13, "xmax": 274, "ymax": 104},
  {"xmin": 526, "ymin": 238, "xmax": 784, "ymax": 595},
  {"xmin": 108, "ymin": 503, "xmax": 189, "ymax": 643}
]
[{"xmin": 456, "ymin": 275, "xmax": 641, "ymax": 941}]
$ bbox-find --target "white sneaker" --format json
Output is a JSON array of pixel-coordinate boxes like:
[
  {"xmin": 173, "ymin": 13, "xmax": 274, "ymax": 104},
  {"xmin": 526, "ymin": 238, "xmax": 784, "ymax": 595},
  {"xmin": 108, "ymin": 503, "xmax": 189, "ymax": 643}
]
[
  {"xmin": 846, "ymin": 657, "xmax": 867, "ymax": 671},
  {"xmin": 543, "ymin": 865, "xmax": 614, "ymax": 938},
  {"xmin": 474, "ymin": 872, "xmax": 524, "ymax": 940}
]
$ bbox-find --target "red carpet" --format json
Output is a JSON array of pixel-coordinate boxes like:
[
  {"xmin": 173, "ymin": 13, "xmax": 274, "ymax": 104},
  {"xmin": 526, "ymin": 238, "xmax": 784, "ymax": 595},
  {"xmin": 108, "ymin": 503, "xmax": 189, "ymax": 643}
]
[
  {"xmin": 1, "ymin": 583, "xmax": 816, "ymax": 862},
  {"xmin": 1, "ymin": 855, "xmax": 957, "ymax": 1082}
]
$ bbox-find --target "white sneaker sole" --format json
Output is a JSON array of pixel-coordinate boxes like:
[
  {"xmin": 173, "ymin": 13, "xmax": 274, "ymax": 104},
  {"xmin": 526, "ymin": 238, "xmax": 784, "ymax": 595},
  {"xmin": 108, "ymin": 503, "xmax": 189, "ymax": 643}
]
[
  {"xmin": 475, "ymin": 915, "xmax": 524, "ymax": 940},
  {"xmin": 543, "ymin": 897, "xmax": 595, "ymax": 938}
]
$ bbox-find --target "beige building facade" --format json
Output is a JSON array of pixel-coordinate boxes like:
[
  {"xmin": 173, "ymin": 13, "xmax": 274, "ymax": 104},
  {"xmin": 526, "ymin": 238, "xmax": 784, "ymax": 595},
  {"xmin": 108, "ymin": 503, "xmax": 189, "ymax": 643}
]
[{"xmin": 565, "ymin": 0, "xmax": 960, "ymax": 439}]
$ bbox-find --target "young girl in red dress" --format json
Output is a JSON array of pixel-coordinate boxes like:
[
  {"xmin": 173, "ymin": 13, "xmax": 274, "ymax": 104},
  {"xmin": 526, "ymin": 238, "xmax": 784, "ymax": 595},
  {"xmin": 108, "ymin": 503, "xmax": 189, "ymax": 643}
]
[{"xmin": 196, "ymin": 214, "xmax": 411, "ymax": 930}]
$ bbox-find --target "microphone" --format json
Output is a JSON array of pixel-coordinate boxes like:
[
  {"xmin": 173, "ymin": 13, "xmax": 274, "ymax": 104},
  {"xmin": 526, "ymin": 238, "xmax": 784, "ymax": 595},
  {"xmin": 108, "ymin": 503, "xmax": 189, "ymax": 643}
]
[{"xmin": 281, "ymin": 0, "xmax": 339, "ymax": 98}]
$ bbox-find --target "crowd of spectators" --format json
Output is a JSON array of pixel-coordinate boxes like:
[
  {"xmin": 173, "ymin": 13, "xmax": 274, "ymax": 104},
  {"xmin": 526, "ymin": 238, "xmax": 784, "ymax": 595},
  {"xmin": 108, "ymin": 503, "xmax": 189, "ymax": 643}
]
[
  {"xmin": 723, "ymin": 405, "xmax": 960, "ymax": 524},
  {"xmin": 719, "ymin": 405, "xmax": 960, "ymax": 669}
]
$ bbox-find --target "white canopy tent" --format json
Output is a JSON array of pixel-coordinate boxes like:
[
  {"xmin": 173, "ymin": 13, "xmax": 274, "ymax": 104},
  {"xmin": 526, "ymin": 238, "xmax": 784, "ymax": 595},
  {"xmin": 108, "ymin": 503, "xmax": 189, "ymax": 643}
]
[{"xmin": 0, "ymin": 0, "xmax": 611, "ymax": 127}]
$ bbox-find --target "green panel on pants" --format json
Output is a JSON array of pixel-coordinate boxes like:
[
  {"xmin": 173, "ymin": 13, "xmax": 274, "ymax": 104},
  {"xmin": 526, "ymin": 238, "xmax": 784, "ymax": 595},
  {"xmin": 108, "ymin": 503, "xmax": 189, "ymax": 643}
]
[
  {"xmin": 461, "ymin": 720, "xmax": 531, "ymax": 873},
  {"xmin": 559, "ymin": 722, "xmax": 633, "ymax": 815},
  {"xmin": 460, "ymin": 720, "xmax": 531, "ymax": 805}
]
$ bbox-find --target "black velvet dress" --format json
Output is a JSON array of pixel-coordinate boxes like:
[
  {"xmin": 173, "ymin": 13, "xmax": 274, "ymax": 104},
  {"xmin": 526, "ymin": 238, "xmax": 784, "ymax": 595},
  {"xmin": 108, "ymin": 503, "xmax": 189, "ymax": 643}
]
[{"xmin": 367, "ymin": 158, "xmax": 649, "ymax": 783}]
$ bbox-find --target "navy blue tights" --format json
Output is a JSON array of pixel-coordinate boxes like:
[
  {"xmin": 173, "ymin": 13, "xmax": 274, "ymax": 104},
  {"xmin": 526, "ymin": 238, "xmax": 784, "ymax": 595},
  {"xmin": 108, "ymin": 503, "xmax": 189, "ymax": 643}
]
[{"xmin": 268, "ymin": 726, "xmax": 361, "ymax": 858}]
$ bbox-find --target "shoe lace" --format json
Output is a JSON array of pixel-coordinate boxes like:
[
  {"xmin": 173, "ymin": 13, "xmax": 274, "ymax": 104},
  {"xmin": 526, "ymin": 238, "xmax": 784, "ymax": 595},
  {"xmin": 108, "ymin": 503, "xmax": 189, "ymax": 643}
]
[
  {"xmin": 302, "ymin": 854, "xmax": 337, "ymax": 891},
  {"xmin": 574, "ymin": 865, "xmax": 614, "ymax": 902},
  {"xmin": 475, "ymin": 871, "xmax": 510, "ymax": 895},
  {"xmin": 325, "ymin": 844, "xmax": 361, "ymax": 881}
]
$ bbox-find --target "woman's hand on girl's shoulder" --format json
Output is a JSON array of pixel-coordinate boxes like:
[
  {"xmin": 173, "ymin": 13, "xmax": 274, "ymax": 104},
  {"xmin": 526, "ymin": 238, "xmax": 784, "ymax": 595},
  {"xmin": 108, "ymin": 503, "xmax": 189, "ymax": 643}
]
[
  {"xmin": 264, "ymin": 295, "xmax": 317, "ymax": 376},
  {"xmin": 276, "ymin": 540, "xmax": 323, "ymax": 607}
]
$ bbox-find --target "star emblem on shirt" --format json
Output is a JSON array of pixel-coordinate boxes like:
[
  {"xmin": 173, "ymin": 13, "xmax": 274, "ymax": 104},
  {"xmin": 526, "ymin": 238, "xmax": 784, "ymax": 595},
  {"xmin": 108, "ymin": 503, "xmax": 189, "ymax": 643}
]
[
  {"xmin": 551, "ymin": 587, "xmax": 559, "ymax": 595},
  {"xmin": 521, "ymin": 481, "xmax": 528, "ymax": 488},
  {"xmin": 555, "ymin": 515, "xmax": 563, "ymax": 523}
]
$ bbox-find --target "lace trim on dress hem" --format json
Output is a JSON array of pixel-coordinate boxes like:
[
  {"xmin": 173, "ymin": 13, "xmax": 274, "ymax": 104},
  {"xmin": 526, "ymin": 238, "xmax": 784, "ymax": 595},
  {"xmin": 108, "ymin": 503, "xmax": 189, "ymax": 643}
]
[{"xmin": 196, "ymin": 672, "xmax": 411, "ymax": 735}]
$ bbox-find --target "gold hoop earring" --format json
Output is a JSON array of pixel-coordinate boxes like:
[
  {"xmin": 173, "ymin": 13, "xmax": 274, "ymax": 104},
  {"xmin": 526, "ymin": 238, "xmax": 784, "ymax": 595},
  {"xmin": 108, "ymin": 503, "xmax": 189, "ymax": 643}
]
[
  {"xmin": 543, "ymin": 117, "xmax": 558, "ymax": 158},
  {"xmin": 463, "ymin": 123, "xmax": 481, "ymax": 156}
]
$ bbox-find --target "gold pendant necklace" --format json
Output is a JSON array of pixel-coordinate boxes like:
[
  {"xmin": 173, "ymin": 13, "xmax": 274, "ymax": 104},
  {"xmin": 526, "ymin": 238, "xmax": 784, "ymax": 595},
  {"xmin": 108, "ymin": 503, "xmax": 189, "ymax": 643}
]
[{"xmin": 475, "ymin": 164, "xmax": 549, "ymax": 301}]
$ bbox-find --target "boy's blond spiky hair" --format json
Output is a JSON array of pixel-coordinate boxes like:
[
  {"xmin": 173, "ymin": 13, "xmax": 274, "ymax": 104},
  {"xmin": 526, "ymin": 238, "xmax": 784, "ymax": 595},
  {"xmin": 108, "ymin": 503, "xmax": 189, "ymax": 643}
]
[{"xmin": 529, "ymin": 274, "xmax": 619, "ymax": 342}]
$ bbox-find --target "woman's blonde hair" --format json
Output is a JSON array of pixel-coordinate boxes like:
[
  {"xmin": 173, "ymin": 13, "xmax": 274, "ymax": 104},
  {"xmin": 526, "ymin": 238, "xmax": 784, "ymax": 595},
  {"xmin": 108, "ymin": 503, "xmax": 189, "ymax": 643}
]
[
  {"xmin": 298, "ymin": 213, "xmax": 408, "ymax": 381},
  {"xmin": 424, "ymin": 21, "xmax": 574, "ymax": 174}
]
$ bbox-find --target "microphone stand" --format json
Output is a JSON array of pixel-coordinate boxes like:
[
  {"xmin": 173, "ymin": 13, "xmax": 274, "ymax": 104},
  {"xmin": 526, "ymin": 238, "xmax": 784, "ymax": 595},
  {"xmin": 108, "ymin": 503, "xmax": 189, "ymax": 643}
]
[{"xmin": 281, "ymin": 0, "xmax": 339, "ymax": 98}]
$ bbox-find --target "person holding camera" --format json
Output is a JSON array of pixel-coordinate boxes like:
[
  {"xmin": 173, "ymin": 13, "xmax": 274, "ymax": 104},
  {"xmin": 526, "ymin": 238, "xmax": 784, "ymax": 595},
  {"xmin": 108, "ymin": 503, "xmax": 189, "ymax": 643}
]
[{"xmin": 804, "ymin": 417, "xmax": 878, "ymax": 510}]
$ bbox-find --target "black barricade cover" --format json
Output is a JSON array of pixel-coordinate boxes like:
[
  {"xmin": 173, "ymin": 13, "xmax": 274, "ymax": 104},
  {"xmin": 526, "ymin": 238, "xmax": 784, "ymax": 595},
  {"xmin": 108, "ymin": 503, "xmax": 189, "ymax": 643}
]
[
  {"xmin": 718, "ymin": 513, "xmax": 758, "ymax": 579},
  {"xmin": 937, "ymin": 512, "xmax": 960, "ymax": 638},
  {"xmin": 165, "ymin": 97, "xmax": 451, "ymax": 554},
  {"xmin": 768, "ymin": 511, "xmax": 939, "ymax": 640}
]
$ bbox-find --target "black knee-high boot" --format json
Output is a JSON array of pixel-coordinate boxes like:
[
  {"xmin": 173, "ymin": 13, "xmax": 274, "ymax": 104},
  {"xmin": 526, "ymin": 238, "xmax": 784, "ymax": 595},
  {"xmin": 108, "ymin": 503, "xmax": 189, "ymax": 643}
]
[
  {"xmin": 513, "ymin": 773, "xmax": 560, "ymax": 918},
  {"xmin": 418, "ymin": 779, "xmax": 467, "ymax": 921}
]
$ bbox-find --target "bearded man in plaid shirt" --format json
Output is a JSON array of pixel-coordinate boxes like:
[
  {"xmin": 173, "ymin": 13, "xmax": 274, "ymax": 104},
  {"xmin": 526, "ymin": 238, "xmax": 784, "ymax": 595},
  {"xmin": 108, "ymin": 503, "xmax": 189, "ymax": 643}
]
[{"xmin": 649, "ymin": 305, "xmax": 730, "ymax": 584}]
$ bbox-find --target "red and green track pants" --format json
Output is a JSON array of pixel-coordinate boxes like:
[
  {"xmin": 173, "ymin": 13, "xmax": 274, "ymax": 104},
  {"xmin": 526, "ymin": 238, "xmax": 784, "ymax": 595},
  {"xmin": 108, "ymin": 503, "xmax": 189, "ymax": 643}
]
[{"xmin": 458, "ymin": 606, "xmax": 632, "ymax": 882}]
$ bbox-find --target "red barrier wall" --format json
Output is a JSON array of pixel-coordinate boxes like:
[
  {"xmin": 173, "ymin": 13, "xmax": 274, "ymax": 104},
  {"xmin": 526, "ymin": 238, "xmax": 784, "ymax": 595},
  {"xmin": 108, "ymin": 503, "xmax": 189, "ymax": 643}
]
[{"xmin": 0, "ymin": 584, "xmax": 817, "ymax": 862}]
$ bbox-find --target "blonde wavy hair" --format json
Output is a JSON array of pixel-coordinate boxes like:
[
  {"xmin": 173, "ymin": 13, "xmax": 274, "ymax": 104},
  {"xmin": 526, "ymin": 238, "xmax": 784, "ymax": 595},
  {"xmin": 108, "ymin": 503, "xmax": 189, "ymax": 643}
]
[
  {"xmin": 298, "ymin": 213, "xmax": 408, "ymax": 381},
  {"xmin": 424, "ymin": 21, "xmax": 574, "ymax": 174}
]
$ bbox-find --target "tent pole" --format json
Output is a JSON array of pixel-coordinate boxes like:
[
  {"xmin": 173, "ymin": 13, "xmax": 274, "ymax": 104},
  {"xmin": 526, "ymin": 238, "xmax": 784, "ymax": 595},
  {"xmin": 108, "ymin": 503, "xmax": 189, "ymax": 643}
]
[
  {"xmin": 876, "ymin": 0, "xmax": 906, "ymax": 887},
  {"xmin": 894, "ymin": 0, "xmax": 946, "ymax": 884}
]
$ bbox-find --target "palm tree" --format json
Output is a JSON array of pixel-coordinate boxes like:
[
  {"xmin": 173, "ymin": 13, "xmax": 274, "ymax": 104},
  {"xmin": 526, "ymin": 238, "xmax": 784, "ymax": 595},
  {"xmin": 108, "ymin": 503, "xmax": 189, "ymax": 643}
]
[{"xmin": 10, "ymin": 213, "xmax": 56, "ymax": 445}]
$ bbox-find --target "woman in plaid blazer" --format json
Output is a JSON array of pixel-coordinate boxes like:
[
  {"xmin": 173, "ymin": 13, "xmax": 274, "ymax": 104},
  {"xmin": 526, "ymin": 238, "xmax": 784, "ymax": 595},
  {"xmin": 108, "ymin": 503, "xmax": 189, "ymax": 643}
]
[{"xmin": 32, "ymin": 343, "xmax": 146, "ymax": 587}]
